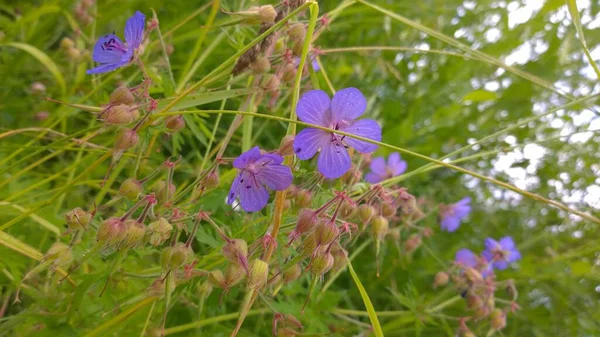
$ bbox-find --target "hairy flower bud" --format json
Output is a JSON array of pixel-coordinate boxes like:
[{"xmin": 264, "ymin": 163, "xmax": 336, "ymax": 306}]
[
  {"xmin": 295, "ymin": 189, "xmax": 312, "ymax": 208},
  {"xmin": 315, "ymin": 220, "xmax": 339, "ymax": 247},
  {"xmin": 170, "ymin": 243, "xmax": 193, "ymax": 268},
  {"xmin": 339, "ymin": 200, "xmax": 356, "ymax": 219},
  {"xmin": 404, "ymin": 234, "xmax": 422, "ymax": 253},
  {"xmin": 109, "ymin": 86, "xmax": 135, "ymax": 105},
  {"xmin": 30, "ymin": 82, "xmax": 46, "ymax": 95},
  {"xmin": 331, "ymin": 245, "xmax": 348, "ymax": 271},
  {"xmin": 251, "ymin": 56, "xmax": 271, "ymax": 74},
  {"xmin": 262, "ymin": 74, "xmax": 281, "ymax": 92},
  {"xmin": 119, "ymin": 178, "xmax": 143, "ymax": 200},
  {"xmin": 291, "ymin": 41, "xmax": 303, "ymax": 57},
  {"xmin": 466, "ymin": 293, "xmax": 483, "ymax": 309},
  {"xmin": 490, "ymin": 309, "xmax": 506, "ymax": 330},
  {"xmin": 114, "ymin": 128, "xmax": 139, "ymax": 151},
  {"xmin": 311, "ymin": 249, "xmax": 334, "ymax": 276},
  {"xmin": 381, "ymin": 202, "xmax": 397, "ymax": 217},
  {"xmin": 357, "ymin": 204, "xmax": 376, "ymax": 225},
  {"xmin": 208, "ymin": 269, "xmax": 225, "ymax": 288},
  {"xmin": 165, "ymin": 115, "xmax": 186, "ymax": 132},
  {"xmin": 148, "ymin": 217, "xmax": 173, "ymax": 246},
  {"xmin": 60, "ymin": 37, "xmax": 75, "ymax": 50},
  {"xmin": 288, "ymin": 23, "xmax": 306, "ymax": 42},
  {"xmin": 281, "ymin": 63, "xmax": 297, "ymax": 83},
  {"xmin": 102, "ymin": 104, "xmax": 139, "ymax": 125},
  {"xmin": 247, "ymin": 259, "xmax": 269, "ymax": 290},
  {"xmin": 202, "ymin": 169, "xmax": 220, "ymax": 189},
  {"xmin": 371, "ymin": 215, "xmax": 389, "ymax": 241},
  {"xmin": 289, "ymin": 209, "xmax": 318, "ymax": 244},
  {"xmin": 464, "ymin": 267, "xmax": 483, "ymax": 283},
  {"xmin": 299, "ymin": 232, "xmax": 317, "ymax": 257},
  {"xmin": 278, "ymin": 135, "xmax": 295, "ymax": 156},
  {"xmin": 160, "ymin": 247, "xmax": 174, "ymax": 270},
  {"xmin": 277, "ymin": 327, "xmax": 299, "ymax": 337},
  {"xmin": 97, "ymin": 218, "xmax": 127, "ymax": 246},
  {"xmin": 433, "ymin": 271, "xmax": 449, "ymax": 288},
  {"xmin": 154, "ymin": 181, "xmax": 176, "ymax": 204},
  {"xmin": 197, "ymin": 279, "xmax": 213, "ymax": 296},
  {"xmin": 44, "ymin": 242, "xmax": 72, "ymax": 268},
  {"xmin": 222, "ymin": 239, "xmax": 249, "ymax": 273},
  {"xmin": 122, "ymin": 219, "xmax": 146, "ymax": 248},
  {"xmin": 259, "ymin": 5, "xmax": 277, "ymax": 24},
  {"xmin": 224, "ymin": 264, "xmax": 245, "ymax": 288},
  {"xmin": 64, "ymin": 207, "xmax": 93, "ymax": 230},
  {"xmin": 283, "ymin": 263, "xmax": 302, "ymax": 283}
]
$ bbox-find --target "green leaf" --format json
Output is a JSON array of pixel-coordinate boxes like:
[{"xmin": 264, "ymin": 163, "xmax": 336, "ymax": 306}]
[
  {"xmin": 346, "ymin": 257, "xmax": 385, "ymax": 337},
  {"xmin": 461, "ymin": 90, "xmax": 498, "ymax": 102}
]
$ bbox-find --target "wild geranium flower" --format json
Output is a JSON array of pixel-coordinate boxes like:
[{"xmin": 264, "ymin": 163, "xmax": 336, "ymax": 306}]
[
  {"xmin": 455, "ymin": 248, "xmax": 492, "ymax": 278},
  {"xmin": 482, "ymin": 236, "xmax": 521, "ymax": 270},
  {"xmin": 87, "ymin": 11, "xmax": 146, "ymax": 74},
  {"xmin": 293, "ymin": 88, "xmax": 382, "ymax": 179},
  {"xmin": 294, "ymin": 55, "xmax": 320, "ymax": 72},
  {"xmin": 440, "ymin": 197, "xmax": 471, "ymax": 232},
  {"xmin": 365, "ymin": 152, "xmax": 407, "ymax": 183},
  {"xmin": 227, "ymin": 146, "xmax": 292, "ymax": 212}
]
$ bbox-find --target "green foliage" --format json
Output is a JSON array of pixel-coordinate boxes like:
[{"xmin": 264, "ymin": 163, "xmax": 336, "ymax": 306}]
[{"xmin": 2, "ymin": 0, "xmax": 600, "ymax": 336}]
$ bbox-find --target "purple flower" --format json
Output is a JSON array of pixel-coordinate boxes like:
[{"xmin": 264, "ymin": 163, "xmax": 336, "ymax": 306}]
[
  {"xmin": 440, "ymin": 197, "xmax": 471, "ymax": 232},
  {"xmin": 87, "ymin": 11, "xmax": 146, "ymax": 74},
  {"xmin": 365, "ymin": 152, "xmax": 407, "ymax": 183},
  {"xmin": 482, "ymin": 236, "xmax": 521, "ymax": 270},
  {"xmin": 293, "ymin": 88, "xmax": 382, "ymax": 179},
  {"xmin": 227, "ymin": 146, "xmax": 292, "ymax": 212},
  {"xmin": 294, "ymin": 55, "xmax": 320, "ymax": 72},
  {"xmin": 455, "ymin": 248, "xmax": 477, "ymax": 268}
]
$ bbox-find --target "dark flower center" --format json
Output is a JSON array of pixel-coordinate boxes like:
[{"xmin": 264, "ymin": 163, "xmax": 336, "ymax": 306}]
[{"xmin": 101, "ymin": 37, "xmax": 127, "ymax": 53}]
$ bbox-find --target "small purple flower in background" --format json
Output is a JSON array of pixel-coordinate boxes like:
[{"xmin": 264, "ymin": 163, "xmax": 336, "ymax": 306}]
[
  {"xmin": 482, "ymin": 236, "xmax": 521, "ymax": 270},
  {"xmin": 293, "ymin": 88, "xmax": 382, "ymax": 179},
  {"xmin": 365, "ymin": 152, "xmax": 407, "ymax": 183},
  {"xmin": 440, "ymin": 197, "xmax": 471, "ymax": 232},
  {"xmin": 294, "ymin": 55, "xmax": 320, "ymax": 72},
  {"xmin": 455, "ymin": 248, "xmax": 478, "ymax": 268},
  {"xmin": 227, "ymin": 146, "xmax": 292, "ymax": 212},
  {"xmin": 87, "ymin": 11, "xmax": 146, "ymax": 74}
]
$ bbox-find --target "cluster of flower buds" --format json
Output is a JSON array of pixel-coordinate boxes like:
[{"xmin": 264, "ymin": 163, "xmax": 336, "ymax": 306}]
[
  {"xmin": 74, "ymin": 0, "xmax": 95, "ymax": 25},
  {"xmin": 60, "ymin": 37, "xmax": 84, "ymax": 61},
  {"xmin": 272, "ymin": 313, "xmax": 304, "ymax": 337}
]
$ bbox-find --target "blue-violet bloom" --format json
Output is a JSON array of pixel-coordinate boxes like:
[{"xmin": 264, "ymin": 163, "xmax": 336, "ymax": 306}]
[
  {"xmin": 365, "ymin": 152, "xmax": 407, "ymax": 183},
  {"xmin": 227, "ymin": 146, "xmax": 292, "ymax": 212},
  {"xmin": 293, "ymin": 88, "xmax": 382, "ymax": 179},
  {"xmin": 440, "ymin": 197, "xmax": 471, "ymax": 232},
  {"xmin": 482, "ymin": 236, "xmax": 521, "ymax": 270},
  {"xmin": 87, "ymin": 11, "xmax": 146, "ymax": 74},
  {"xmin": 294, "ymin": 55, "xmax": 320, "ymax": 72},
  {"xmin": 455, "ymin": 248, "xmax": 492, "ymax": 278}
]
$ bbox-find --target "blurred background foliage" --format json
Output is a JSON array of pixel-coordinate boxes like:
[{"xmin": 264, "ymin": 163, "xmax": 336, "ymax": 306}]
[{"xmin": 1, "ymin": 0, "xmax": 600, "ymax": 336}]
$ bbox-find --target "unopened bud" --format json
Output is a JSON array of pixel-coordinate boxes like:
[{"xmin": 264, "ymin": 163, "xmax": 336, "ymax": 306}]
[
  {"xmin": 339, "ymin": 200, "xmax": 356, "ymax": 219},
  {"xmin": 357, "ymin": 204, "xmax": 376, "ymax": 225},
  {"xmin": 281, "ymin": 63, "xmax": 297, "ymax": 83},
  {"xmin": 289, "ymin": 209, "xmax": 318, "ymax": 243},
  {"xmin": 315, "ymin": 220, "xmax": 339, "ymax": 246},
  {"xmin": 202, "ymin": 169, "xmax": 220, "ymax": 189},
  {"xmin": 66, "ymin": 47, "xmax": 82, "ymax": 60},
  {"xmin": 285, "ymin": 184, "xmax": 298, "ymax": 199},
  {"xmin": 422, "ymin": 227, "xmax": 434, "ymax": 238},
  {"xmin": 371, "ymin": 215, "xmax": 389, "ymax": 240},
  {"xmin": 295, "ymin": 189, "xmax": 312, "ymax": 208},
  {"xmin": 34, "ymin": 111, "xmax": 49, "ymax": 121},
  {"xmin": 404, "ymin": 234, "xmax": 421, "ymax": 253},
  {"xmin": 291, "ymin": 41, "xmax": 303, "ymax": 57},
  {"xmin": 64, "ymin": 207, "xmax": 93, "ymax": 230},
  {"xmin": 251, "ymin": 56, "xmax": 271, "ymax": 74},
  {"xmin": 299, "ymin": 232, "xmax": 317, "ymax": 257},
  {"xmin": 148, "ymin": 217, "xmax": 173, "ymax": 246},
  {"xmin": 170, "ymin": 243, "xmax": 193, "ymax": 269},
  {"xmin": 197, "ymin": 279, "xmax": 213, "ymax": 296},
  {"xmin": 262, "ymin": 74, "xmax": 280, "ymax": 92},
  {"xmin": 122, "ymin": 219, "xmax": 146, "ymax": 248},
  {"xmin": 331, "ymin": 245, "xmax": 348, "ymax": 271},
  {"xmin": 311, "ymin": 249, "xmax": 334, "ymax": 275},
  {"xmin": 60, "ymin": 37, "xmax": 75, "ymax": 50},
  {"xmin": 466, "ymin": 294, "xmax": 483, "ymax": 309},
  {"xmin": 473, "ymin": 306, "xmax": 488, "ymax": 319},
  {"xmin": 165, "ymin": 115, "xmax": 185, "ymax": 132},
  {"xmin": 489, "ymin": 309, "xmax": 506, "ymax": 330},
  {"xmin": 97, "ymin": 218, "xmax": 126, "ymax": 246},
  {"xmin": 114, "ymin": 128, "xmax": 139, "ymax": 151},
  {"xmin": 160, "ymin": 247, "xmax": 174, "ymax": 270},
  {"xmin": 154, "ymin": 181, "xmax": 176, "ymax": 204},
  {"xmin": 208, "ymin": 269, "xmax": 225, "ymax": 288},
  {"xmin": 288, "ymin": 23, "xmax": 306, "ymax": 42},
  {"xmin": 44, "ymin": 242, "xmax": 72, "ymax": 268},
  {"xmin": 30, "ymin": 82, "xmax": 46, "ymax": 94},
  {"xmin": 284, "ymin": 314, "xmax": 303, "ymax": 330},
  {"xmin": 433, "ymin": 271, "xmax": 449, "ymax": 288},
  {"xmin": 464, "ymin": 267, "xmax": 483, "ymax": 283},
  {"xmin": 109, "ymin": 86, "xmax": 135, "ymax": 105},
  {"xmin": 506, "ymin": 280, "xmax": 518, "ymax": 299},
  {"xmin": 119, "ymin": 178, "xmax": 143, "ymax": 200},
  {"xmin": 224, "ymin": 264, "xmax": 245, "ymax": 288},
  {"xmin": 259, "ymin": 5, "xmax": 277, "ymax": 24},
  {"xmin": 102, "ymin": 104, "xmax": 138, "ymax": 125},
  {"xmin": 222, "ymin": 239, "xmax": 249, "ymax": 273},
  {"xmin": 283, "ymin": 263, "xmax": 302, "ymax": 283},
  {"xmin": 247, "ymin": 259, "xmax": 269, "ymax": 290},
  {"xmin": 381, "ymin": 202, "xmax": 397, "ymax": 217},
  {"xmin": 277, "ymin": 327, "xmax": 298, "ymax": 337},
  {"xmin": 166, "ymin": 44, "xmax": 174, "ymax": 55}
]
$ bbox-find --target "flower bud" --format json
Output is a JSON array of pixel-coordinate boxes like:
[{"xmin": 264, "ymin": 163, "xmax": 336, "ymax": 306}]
[
  {"xmin": 251, "ymin": 56, "xmax": 271, "ymax": 74},
  {"xmin": 165, "ymin": 115, "xmax": 186, "ymax": 132},
  {"xmin": 224, "ymin": 264, "xmax": 245, "ymax": 288},
  {"xmin": 208, "ymin": 270, "xmax": 225, "ymax": 288},
  {"xmin": 34, "ymin": 111, "xmax": 49, "ymax": 121},
  {"xmin": 222, "ymin": 239, "xmax": 249, "ymax": 273},
  {"xmin": 506, "ymin": 280, "xmax": 518, "ymax": 299},
  {"xmin": 66, "ymin": 47, "xmax": 82, "ymax": 60},
  {"xmin": 281, "ymin": 63, "xmax": 297, "ymax": 83},
  {"xmin": 30, "ymin": 82, "xmax": 46, "ymax": 95},
  {"xmin": 289, "ymin": 209, "xmax": 318, "ymax": 243},
  {"xmin": 60, "ymin": 37, "xmax": 75, "ymax": 50},
  {"xmin": 160, "ymin": 247, "xmax": 174, "ymax": 270},
  {"xmin": 122, "ymin": 219, "xmax": 146, "ymax": 248},
  {"xmin": 315, "ymin": 220, "xmax": 338, "ymax": 247},
  {"xmin": 148, "ymin": 217, "xmax": 173, "ymax": 246},
  {"xmin": 381, "ymin": 202, "xmax": 397, "ymax": 217},
  {"xmin": 166, "ymin": 44, "xmax": 174, "ymax": 55},
  {"xmin": 422, "ymin": 227, "xmax": 434, "ymax": 238},
  {"xmin": 259, "ymin": 5, "xmax": 277, "ymax": 24},
  {"xmin": 299, "ymin": 232, "xmax": 317, "ymax": 257},
  {"xmin": 466, "ymin": 294, "xmax": 483, "ymax": 309},
  {"xmin": 283, "ymin": 263, "xmax": 302, "ymax": 283},
  {"xmin": 154, "ymin": 181, "xmax": 176, "ymax": 204},
  {"xmin": 371, "ymin": 215, "xmax": 389, "ymax": 241},
  {"xmin": 64, "ymin": 207, "xmax": 93, "ymax": 230},
  {"xmin": 490, "ymin": 309, "xmax": 506, "ymax": 330},
  {"xmin": 433, "ymin": 271, "xmax": 449, "ymax": 288},
  {"xmin": 119, "ymin": 178, "xmax": 143, "ymax": 200},
  {"xmin": 288, "ymin": 23, "xmax": 306, "ymax": 42},
  {"xmin": 247, "ymin": 259, "xmax": 269, "ymax": 290},
  {"xmin": 283, "ymin": 199, "xmax": 292, "ymax": 211},
  {"xmin": 262, "ymin": 74, "xmax": 280, "ymax": 92},
  {"xmin": 284, "ymin": 314, "xmax": 303, "ymax": 330},
  {"xmin": 295, "ymin": 189, "xmax": 312, "ymax": 208},
  {"xmin": 278, "ymin": 135, "xmax": 295, "ymax": 156},
  {"xmin": 44, "ymin": 242, "xmax": 72, "ymax": 268},
  {"xmin": 97, "ymin": 218, "xmax": 127, "ymax": 246},
  {"xmin": 102, "ymin": 104, "xmax": 138, "ymax": 125},
  {"xmin": 339, "ymin": 200, "xmax": 356, "ymax": 219},
  {"xmin": 291, "ymin": 41, "xmax": 303, "ymax": 57},
  {"xmin": 202, "ymin": 169, "xmax": 220, "ymax": 189},
  {"xmin": 464, "ymin": 267, "xmax": 483, "ymax": 283},
  {"xmin": 114, "ymin": 128, "xmax": 139, "ymax": 151},
  {"xmin": 404, "ymin": 234, "xmax": 421, "ymax": 253},
  {"xmin": 170, "ymin": 243, "xmax": 193, "ymax": 268},
  {"xmin": 311, "ymin": 249, "xmax": 334, "ymax": 276},
  {"xmin": 285, "ymin": 184, "xmax": 298, "ymax": 199},
  {"xmin": 473, "ymin": 306, "xmax": 488, "ymax": 319},
  {"xmin": 197, "ymin": 279, "xmax": 213, "ymax": 296},
  {"xmin": 331, "ymin": 245, "xmax": 348, "ymax": 271},
  {"xmin": 357, "ymin": 204, "xmax": 376, "ymax": 225},
  {"xmin": 109, "ymin": 86, "xmax": 135, "ymax": 105}
]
